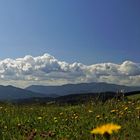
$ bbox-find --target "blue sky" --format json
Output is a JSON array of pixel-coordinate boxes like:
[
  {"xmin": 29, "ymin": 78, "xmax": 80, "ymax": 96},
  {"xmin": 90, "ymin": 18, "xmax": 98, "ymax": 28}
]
[
  {"xmin": 0, "ymin": 0, "xmax": 140, "ymax": 65},
  {"xmin": 0, "ymin": 0, "xmax": 140, "ymax": 87}
]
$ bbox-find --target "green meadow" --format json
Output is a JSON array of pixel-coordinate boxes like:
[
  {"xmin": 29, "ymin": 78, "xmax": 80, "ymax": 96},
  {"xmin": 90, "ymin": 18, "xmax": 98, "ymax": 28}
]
[{"xmin": 0, "ymin": 97, "xmax": 139, "ymax": 140}]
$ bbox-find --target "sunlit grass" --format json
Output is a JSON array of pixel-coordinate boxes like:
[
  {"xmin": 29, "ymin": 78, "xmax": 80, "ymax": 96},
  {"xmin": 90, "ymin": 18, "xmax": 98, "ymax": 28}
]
[{"xmin": 0, "ymin": 99, "xmax": 139, "ymax": 139}]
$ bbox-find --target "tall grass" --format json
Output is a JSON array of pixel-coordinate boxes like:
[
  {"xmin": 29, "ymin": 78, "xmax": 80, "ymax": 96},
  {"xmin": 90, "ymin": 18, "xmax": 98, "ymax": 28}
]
[{"xmin": 0, "ymin": 99, "xmax": 139, "ymax": 140}]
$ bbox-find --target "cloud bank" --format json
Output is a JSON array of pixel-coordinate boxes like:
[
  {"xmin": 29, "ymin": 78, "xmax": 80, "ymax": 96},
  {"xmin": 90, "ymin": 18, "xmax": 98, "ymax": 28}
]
[{"xmin": 0, "ymin": 53, "xmax": 140, "ymax": 87}]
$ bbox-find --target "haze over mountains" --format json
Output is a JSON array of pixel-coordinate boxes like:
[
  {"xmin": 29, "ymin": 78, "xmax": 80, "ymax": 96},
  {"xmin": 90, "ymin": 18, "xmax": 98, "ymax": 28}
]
[
  {"xmin": 0, "ymin": 85, "xmax": 45, "ymax": 100},
  {"xmin": 26, "ymin": 82, "xmax": 140, "ymax": 97},
  {"xmin": 0, "ymin": 82, "xmax": 140, "ymax": 101}
]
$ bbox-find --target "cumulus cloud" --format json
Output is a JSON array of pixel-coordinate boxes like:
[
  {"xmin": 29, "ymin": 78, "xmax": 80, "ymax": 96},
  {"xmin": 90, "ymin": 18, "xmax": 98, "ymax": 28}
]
[{"xmin": 0, "ymin": 53, "xmax": 140, "ymax": 87}]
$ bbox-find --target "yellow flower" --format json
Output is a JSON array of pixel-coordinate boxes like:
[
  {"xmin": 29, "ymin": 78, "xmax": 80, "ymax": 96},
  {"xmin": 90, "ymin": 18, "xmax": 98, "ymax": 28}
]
[
  {"xmin": 54, "ymin": 117, "xmax": 58, "ymax": 123},
  {"xmin": 54, "ymin": 117, "xmax": 57, "ymax": 120},
  {"xmin": 17, "ymin": 123, "xmax": 21, "ymax": 126},
  {"xmin": 96, "ymin": 115, "xmax": 100, "ymax": 119},
  {"xmin": 54, "ymin": 120, "xmax": 58, "ymax": 123},
  {"xmin": 75, "ymin": 116, "xmax": 78, "ymax": 119},
  {"xmin": 110, "ymin": 110, "xmax": 116, "ymax": 113},
  {"xmin": 37, "ymin": 117, "xmax": 42, "ymax": 120},
  {"xmin": 91, "ymin": 123, "xmax": 121, "ymax": 135},
  {"xmin": 136, "ymin": 107, "xmax": 140, "ymax": 110},
  {"xmin": 124, "ymin": 107, "xmax": 128, "ymax": 111},
  {"xmin": 128, "ymin": 111, "xmax": 131, "ymax": 114},
  {"xmin": 88, "ymin": 110, "xmax": 93, "ymax": 113},
  {"xmin": 60, "ymin": 112, "xmax": 63, "ymax": 115},
  {"xmin": 4, "ymin": 126, "xmax": 7, "ymax": 129},
  {"xmin": 119, "ymin": 111, "xmax": 124, "ymax": 115}
]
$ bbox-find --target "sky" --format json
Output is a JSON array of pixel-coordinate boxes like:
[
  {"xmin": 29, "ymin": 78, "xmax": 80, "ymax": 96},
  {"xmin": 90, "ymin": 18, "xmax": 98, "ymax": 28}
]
[{"xmin": 0, "ymin": 0, "xmax": 140, "ymax": 87}]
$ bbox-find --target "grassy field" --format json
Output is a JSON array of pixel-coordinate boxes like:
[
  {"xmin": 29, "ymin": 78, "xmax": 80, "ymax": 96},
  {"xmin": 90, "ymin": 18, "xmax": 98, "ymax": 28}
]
[
  {"xmin": 0, "ymin": 98, "xmax": 139, "ymax": 140},
  {"xmin": 127, "ymin": 94, "xmax": 140, "ymax": 100}
]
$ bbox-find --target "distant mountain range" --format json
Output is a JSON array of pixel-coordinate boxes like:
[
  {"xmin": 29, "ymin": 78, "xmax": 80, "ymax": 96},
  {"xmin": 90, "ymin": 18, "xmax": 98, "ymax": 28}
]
[
  {"xmin": 0, "ymin": 85, "xmax": 45, "ymax": 100},
  {"xmin": 26, "ymin": 82, "xmax": 140, "ymax": 97},
  {"xmin": 0, "ymin": 82, "xmax": 140, "ymax": 101}
]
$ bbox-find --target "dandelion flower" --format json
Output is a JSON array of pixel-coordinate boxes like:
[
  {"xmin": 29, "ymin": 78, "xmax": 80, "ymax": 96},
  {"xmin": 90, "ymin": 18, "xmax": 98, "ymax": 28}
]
[
  {"xmin": 136, "ymin": 107, "xmax": 140, "ymax": 110},
  {"xmin": 91, "ymin": 123, "xmax": 121, "ymax": 135},
  {"xmin": 59, "ymin": 112, "xmax": 63, "ymax": 115},
  {"xmin": 124, "ymin": 107, "xmax": 128, "ymax": 111},
  {"xmin": 37, "ymin": 117, "xmax": 42, "ymax": 120},
  {"xmin": 88, "ymin": 110, "xmax": 93, "ymax": 113},
  {"xmin": 96, "ymin": 115, "xmax": 101, "ymax": 119},
  {"xmin": 110, "ymin": 110, "xmax": 116, "ymax": 113},
  {"xmin": 75, "ymin": 116, "xmax": 78, "ymax": 119},
  {"xmin": 54, "ymin": 117, "xmax": 57, "ymax": 120},
  {"xmin": 4, "ymin": 126, "xmax": 7, "ymax": 129}
]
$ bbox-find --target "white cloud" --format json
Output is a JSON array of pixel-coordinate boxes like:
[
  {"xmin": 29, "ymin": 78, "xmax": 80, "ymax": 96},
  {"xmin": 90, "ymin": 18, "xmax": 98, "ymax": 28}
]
[{"xmin": 0, "ymin": 53, "xmax": 140, "ymax": 87}]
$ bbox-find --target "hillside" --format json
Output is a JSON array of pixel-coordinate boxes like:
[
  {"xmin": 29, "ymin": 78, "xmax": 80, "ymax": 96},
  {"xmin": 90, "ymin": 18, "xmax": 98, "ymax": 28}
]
[
  {"xmin": 13, "ymin": 91, "xmax": 140, "ymax": 105},
  {"xmin": 26, "ymin": 82, "xmax": 140, "ymax": 97},
  {"xmin": 0, "ymin": 85, "xmax": 45, "ymax": 100}
]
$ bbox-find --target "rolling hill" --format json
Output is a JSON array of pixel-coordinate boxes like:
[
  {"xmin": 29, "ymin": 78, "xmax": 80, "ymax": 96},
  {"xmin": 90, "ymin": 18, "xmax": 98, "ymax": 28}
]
[
  {"xmin": 0, "ymin": 85, "xmax": 45, "ymax": 100},
  {"xmin": 26, "ymin": 82, "xmax": 140, "ymax": 97},
  {"xmin": 0, "ymin": 82, "xmax": 140, "ymax": 103}
]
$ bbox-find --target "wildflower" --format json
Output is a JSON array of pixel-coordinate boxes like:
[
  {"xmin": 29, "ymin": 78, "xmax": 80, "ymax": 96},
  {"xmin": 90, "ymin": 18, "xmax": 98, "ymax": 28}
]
[
  {"xmin": 54, "ymin": 117, "xmax": 57, "ymax": 120},
  {"xmin": 119, "ymin": 111, "xmax": 124, "ymax": 115},
  {"xmin": 4, "ymin": 126, "xmax": 7, "ymax": 129},
  {"xmin": 96, "ymin": 115, "xmax": 101, "ymax": 119},
  {"xmin": 17, "ymin": 123, "xmax": 21, "ymax": 127},
  {"xmin": 88, "ymin": 110, "xmax": 93, "ymax": 113},
  {"xmin": 73, "ymin": 113, "xmax": 76, "ymax": 116},
  {"xmin": 136, "ymin": 107, "xmax": 140, "ymax": 110},
  {"xmin": 54, "ymin": 120, "xmax": 58, "ymax": 123},
  {"xmin": 132, "ymin": 103, "xmax": 135, "ymax": 105},
  {"xmin": 124, "ymin": 107, "xmax": 128, "ymax": 111},
  {"xmin": 110, "ymin": 110, "xmax": 116, "ymax": 113},
  {"xmin": 112, "ymin": 116, "xmax": 116, "ymax": 119},
  {"xmin": 128, "ymin": 111, "xmax": 131, "ymax": 114},
  {"xmin": 128, "ymin": 101, "xmax": 131, "ymax": 104},
  {"xmin": 37, "ymin": 117, "xmax": 42, "ymax": 120},
  {"xmin": 59, "ymin": 112, "xmax": 63, "ymax": 115},
  {"xmin": 54, "ymin": 117, "xmax": 58, "ymax": 123},
  {"xmin": 75, "ymin": 116, "xmax": 78, "ymax": 119},
  {"xmin": 91, "ymin": 123, "xmax": 121, "ymax": 135}
]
